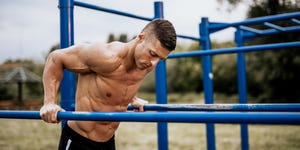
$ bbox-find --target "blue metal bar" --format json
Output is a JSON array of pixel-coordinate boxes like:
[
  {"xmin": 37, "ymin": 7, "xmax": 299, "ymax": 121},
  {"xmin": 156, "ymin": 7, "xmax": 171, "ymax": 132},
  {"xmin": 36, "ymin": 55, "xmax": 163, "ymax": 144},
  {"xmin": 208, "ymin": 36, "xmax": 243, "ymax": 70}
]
[
  {"xmin": 239, "ymin": 26, "xmax": 263, "ymax": 34},
  {"xmin": 127, "ymin": 104, "xmax": 300, "ymax": 112},
  {"xmin": 59, "ymin": 0, "xmax": 76, "ymax": 127},
  {"xmin": 74, "ymin": 1, "xmax": 153, "ymax": 21},
  {"xmin": 263, "ymin": 22, "xmax": 286, "ymax": 32},
  {"xmin": 0, "ymin": 111, "xmax": 300, "ymax": 125},
  {"xmin": 243, "ymin": 25, "xmax": 300, "ymax": 39},
  {"xmin": 168, "ymin": 41, "xmax": 300, "ymax": 59},
  {"xmin": 235, "ymin": 29, "xmax": 249, "ymax": 150},
  {"xmin": 153, "ymin": 2, "xmax": 168, "ymax": 150},
  {"xmin": 209, "ymin": 12, "xmax": 300, "ymax": 32},
  {"xmin": 177, "ymin": 34, "xmax": 202, "ymax": 41},
  {"xmin": 292, "ymin": 18, "xmax": 300, "ymax": 24},
  {"xmin": 200, "ymin": 17, "xmax": 216, "ymax": 150}
]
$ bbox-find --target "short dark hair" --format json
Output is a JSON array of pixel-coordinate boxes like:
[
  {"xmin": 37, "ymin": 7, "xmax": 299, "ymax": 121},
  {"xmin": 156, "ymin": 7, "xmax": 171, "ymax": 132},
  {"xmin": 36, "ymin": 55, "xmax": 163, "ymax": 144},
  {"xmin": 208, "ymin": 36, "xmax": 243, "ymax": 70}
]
[{"xmin": 142, "ymin": 19, "xmax": 177, "ymax": 51}]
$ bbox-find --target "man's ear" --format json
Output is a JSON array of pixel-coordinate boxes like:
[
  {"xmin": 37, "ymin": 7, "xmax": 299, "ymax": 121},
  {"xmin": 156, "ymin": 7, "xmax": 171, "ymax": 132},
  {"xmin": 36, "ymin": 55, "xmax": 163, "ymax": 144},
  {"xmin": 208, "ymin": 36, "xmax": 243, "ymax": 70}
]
[{"xmin": 137, "ymin": 32, "xmax": 145, "ymax": 42}]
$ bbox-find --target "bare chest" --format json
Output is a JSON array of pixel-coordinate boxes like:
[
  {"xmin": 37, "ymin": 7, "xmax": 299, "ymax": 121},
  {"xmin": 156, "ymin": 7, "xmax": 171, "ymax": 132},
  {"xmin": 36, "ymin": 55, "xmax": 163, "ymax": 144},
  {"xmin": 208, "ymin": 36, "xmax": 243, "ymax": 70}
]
[{"xmin": 77, "ymin": 71, "xmax": 145, "ymax": 108}]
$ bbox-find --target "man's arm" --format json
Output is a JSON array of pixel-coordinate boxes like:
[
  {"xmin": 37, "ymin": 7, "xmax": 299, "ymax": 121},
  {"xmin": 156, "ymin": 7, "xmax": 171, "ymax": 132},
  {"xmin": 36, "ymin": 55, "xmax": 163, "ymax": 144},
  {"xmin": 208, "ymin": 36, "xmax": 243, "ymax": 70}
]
[
  {"xmin": 40, "ymin": 43, "xmax": 121, "ymax": 123},
  {"xmin": 40, "ymin": 44, "xmax": 94, "ymax": 123}
]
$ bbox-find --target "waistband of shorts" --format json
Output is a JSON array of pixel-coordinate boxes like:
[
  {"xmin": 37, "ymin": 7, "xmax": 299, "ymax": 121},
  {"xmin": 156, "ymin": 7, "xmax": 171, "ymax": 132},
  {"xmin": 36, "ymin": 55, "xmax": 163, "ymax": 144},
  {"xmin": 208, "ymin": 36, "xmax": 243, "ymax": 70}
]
[{"xmin": 64, "ymin": 123, "xmax": 115, "ymax": 144}]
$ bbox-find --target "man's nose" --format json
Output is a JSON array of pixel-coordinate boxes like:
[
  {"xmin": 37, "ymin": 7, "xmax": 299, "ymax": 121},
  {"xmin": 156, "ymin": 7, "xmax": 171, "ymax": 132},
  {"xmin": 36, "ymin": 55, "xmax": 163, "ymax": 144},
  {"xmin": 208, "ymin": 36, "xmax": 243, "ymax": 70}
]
[{"xmin": 151, "ymin": 59, "xmax": 160, "ymax": 66}]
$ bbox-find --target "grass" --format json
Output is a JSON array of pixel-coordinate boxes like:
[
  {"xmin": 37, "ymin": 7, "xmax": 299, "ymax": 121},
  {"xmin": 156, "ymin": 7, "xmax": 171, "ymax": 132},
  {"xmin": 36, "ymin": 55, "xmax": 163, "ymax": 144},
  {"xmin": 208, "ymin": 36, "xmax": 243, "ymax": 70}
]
[
  {"xmin": 0, "ymin": 120, "xmax": 299, "ymax": 150},
  {"xmin": 0, "ymin": 92, "xmax": 299, "ymax": 150}
]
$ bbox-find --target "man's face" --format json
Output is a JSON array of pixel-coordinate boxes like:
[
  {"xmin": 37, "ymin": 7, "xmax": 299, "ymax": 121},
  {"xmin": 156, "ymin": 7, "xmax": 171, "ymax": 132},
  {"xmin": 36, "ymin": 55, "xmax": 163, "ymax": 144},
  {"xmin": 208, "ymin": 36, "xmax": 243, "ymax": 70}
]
[{"xmin": 135, "ymin": 33, "xmax": 170, "ymax": 71}]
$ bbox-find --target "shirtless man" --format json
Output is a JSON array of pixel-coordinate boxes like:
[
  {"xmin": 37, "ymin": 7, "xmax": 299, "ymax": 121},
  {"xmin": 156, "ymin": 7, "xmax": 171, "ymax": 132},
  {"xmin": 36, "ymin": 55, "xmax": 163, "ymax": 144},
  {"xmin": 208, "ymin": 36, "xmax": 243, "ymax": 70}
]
[{"xmin": 40, "ymin": 19, "xmax": 176, "ymax": 150}]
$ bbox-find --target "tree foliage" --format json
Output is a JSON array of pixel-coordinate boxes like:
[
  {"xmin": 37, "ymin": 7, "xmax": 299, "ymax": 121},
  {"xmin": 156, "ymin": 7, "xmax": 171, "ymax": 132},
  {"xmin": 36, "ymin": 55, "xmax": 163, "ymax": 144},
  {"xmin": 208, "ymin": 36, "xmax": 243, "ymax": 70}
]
[
  {"xmin": 218, "ymin": 0, "xmax": 300, "ymax": 102},
  {"xmin": 107, "ymin": 33, "xmax": 129, "ymax": 43}
]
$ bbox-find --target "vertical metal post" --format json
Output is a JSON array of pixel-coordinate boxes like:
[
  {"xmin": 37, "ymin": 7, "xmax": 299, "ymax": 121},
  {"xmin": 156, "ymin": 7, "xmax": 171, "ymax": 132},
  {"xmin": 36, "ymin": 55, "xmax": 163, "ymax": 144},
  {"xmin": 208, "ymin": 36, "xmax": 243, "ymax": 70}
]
[
  {"xmin": 235, "ymin": 28, "xmax": 249, "ymax": 150},
  {"xmin": 59, "ymin": 0, "xmax": 76, "ymax": 127},
  {"xmin": 200, "ymin": 18, "xmax": 216, "ymax": 150},
  {"xmin": 154, "ymin": 2, "xmax": 168, "ymax": 150}
]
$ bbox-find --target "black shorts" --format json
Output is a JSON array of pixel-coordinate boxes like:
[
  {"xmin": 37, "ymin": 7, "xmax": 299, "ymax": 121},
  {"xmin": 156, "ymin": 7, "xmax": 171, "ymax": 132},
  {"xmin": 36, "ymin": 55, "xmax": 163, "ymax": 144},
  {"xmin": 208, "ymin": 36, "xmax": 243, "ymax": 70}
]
[{"xmin": 58, "ymin": 124, "xmax": 116, "ymax": 150}]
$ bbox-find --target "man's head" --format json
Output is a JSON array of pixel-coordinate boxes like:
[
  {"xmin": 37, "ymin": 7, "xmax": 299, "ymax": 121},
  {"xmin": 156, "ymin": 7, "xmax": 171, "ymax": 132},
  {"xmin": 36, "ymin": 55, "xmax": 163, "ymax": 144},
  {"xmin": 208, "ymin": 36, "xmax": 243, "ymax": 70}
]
[
  {"xmin": 141, "ymin": 19, "xmax": 177, "ymax": 51},
  {"xmin": 134, "ymin": 19, "xmax": 176, "ymax": 71}
]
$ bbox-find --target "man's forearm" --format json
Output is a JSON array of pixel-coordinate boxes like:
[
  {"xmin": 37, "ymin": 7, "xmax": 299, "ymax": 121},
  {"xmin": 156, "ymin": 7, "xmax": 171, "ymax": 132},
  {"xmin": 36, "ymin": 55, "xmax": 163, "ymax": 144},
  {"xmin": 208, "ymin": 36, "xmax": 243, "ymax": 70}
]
[{"xmin": 43, "ymin": 52, "xmax": 64, "ymax": 104}]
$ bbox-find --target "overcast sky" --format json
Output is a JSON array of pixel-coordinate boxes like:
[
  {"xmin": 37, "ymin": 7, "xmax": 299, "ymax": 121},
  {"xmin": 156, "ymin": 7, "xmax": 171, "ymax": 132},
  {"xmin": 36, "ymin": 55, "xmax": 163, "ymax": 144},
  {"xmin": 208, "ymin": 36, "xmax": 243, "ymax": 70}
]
[{"xmin": 0, "ymin": 0, "xmax": 248, "ymax": 63}]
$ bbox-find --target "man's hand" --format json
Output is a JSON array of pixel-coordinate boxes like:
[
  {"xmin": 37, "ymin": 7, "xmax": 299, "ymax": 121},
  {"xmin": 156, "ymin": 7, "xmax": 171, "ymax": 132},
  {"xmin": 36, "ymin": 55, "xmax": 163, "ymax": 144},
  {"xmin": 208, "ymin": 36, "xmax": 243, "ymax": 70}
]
[
  {"xmin": 40, "ymin": 103, "xmax": 65, "ymax": 123},
  {"xmin": 131, "ymin": 98, "xmax": 149, "ymax": 112}
]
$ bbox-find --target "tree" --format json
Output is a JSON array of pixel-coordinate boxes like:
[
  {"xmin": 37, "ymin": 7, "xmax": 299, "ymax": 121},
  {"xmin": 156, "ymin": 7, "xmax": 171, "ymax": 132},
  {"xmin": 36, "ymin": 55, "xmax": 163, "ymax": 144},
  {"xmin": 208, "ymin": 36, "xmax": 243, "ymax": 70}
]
[
  {"xmin": 107, "ymin": 33, "xmax": 129, "ymax": 43},
  {"xmin": 218, "ymin": 0, "xmax": 300, "ymax": 102}
]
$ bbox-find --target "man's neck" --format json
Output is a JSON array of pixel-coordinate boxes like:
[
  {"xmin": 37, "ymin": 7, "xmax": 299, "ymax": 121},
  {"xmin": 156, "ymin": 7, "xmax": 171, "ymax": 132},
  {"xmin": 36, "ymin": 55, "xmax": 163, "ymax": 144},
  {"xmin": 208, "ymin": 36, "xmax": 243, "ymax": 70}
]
[{"xmin": 122, "ymin": 40, "xmax": 138, "ymax": 72}]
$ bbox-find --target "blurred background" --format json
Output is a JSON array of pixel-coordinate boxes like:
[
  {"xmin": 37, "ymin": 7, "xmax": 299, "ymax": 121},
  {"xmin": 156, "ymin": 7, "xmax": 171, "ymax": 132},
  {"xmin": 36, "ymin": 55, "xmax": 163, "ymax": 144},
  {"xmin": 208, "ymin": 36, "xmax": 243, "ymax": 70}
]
[
  {"xmin": 0, "ymin": 0, "xmax": 299, "ymax": 110},
  {"xmin": 0, "ymin": 1, "xmax": 300, "ymax": 150}
]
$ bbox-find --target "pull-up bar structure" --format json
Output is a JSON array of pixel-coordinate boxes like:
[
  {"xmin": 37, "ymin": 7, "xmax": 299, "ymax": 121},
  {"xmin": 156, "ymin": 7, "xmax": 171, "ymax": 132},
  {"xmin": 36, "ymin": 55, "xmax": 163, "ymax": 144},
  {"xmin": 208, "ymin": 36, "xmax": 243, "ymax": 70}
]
[
  {"xmin": 127, "ymin": 103, "xmax": 300, "ymax": 112},
  {"xmin": 49, "ymin": 1, "xmax": 300, "ymax": 150},
  {"xmin": 0, "ymin": 1, "xmax": 299, "ymax": 150},
  {"xmin": 0, "ymin": 110, "xmax": 300, "ymax": 125}
]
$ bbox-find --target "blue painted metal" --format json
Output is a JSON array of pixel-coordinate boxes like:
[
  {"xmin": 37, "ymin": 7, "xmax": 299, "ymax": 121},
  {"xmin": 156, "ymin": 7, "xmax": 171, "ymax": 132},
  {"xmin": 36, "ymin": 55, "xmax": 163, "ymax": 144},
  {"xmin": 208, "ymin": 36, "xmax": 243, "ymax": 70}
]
[
  {"xmin": 155, "ymin": 61, "xmax": 168, "ymax": 150},
  {"xmin": 168, "ymin": 41, "xmax": 300, "ymax": 59},
  {"xmin": 243, "ymin": 25, "xmax": 300, "ymax": 39},
  {"xmin": 127, "ymin": 104, "xmax": 300, "ymax": 112},
  {"xmin": 263, "ymin": 22, "xmax": 286, "ymax": 32},
  {"xmin": 292, "ymin": 18, "xmax": 300, "ymax": 24},
  {"xmin": 239, "ymin": 26, "xmax": 263, "ymax": 35},
  {"xmin": 59, "ymin": 0, "xmax": 76, "ymax": 127},
  {"xmin": 209, "ymin": 12, "xmax": 300, "ymax": 33},
  {"xmin": 153, "ymin": 2, "xmax": 168, "ymax": 150},
  {"xmin": 74, "ymin": 1, "xmax": 153, "ymax": 21},
  {"xmin": 235, "ymin": 28, "xmax": 249, "ymax": 150},
  {"xmin": 200, "ymin": 17, "xmax": 216, "ymax": 150},
  {"xmin": 177, "ymin": 34, "xmax": 202, "ymax": 41},
  {"xmin": 1, "ymin": 111, "xmax": 300, "ymax": 124}
]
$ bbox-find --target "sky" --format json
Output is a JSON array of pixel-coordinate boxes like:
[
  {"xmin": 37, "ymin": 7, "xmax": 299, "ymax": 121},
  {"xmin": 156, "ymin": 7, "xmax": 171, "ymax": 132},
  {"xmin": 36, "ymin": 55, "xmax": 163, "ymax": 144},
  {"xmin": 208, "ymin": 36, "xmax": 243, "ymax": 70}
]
[{"xmin": 0, "ymin": 0, "xmax": 248, "ymax": 63}]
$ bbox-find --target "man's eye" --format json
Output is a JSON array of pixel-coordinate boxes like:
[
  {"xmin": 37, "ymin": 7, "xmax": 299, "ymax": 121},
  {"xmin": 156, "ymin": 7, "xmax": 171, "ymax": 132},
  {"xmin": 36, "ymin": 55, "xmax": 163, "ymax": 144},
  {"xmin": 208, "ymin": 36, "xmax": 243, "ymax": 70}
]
[{"xmin": 150, "ymin": 51, "xmax": 157, "ymax": 57}]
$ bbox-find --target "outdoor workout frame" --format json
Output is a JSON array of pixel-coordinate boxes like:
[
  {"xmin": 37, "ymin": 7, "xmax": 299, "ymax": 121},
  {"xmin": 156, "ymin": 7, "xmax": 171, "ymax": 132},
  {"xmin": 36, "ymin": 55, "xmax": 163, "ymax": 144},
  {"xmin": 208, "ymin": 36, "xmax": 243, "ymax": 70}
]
[
  {"xmin": 0, "ymin": 1, "xmax": 299, "ymax": 150},
  {"xmin": 58, "ymin": 1, "xmax": 300, "ymax": 150}
]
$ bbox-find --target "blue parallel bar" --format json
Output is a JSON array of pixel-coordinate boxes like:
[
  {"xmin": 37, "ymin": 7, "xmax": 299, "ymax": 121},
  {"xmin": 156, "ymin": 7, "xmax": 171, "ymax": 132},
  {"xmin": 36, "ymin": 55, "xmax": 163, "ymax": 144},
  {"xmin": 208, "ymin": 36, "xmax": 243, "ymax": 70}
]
[
  {"xmin": 177, "ymin": 34, "xmax": 202, "ymax": 41},
  {"xmin": 155, "ymin": 60, "xmax": 168, "ymax": 150},
  {"xmin": 243, "ymin": 25, "xmax": 300, "ymax": 39},
  {"xmin": 239, "ymin": 26, "xmax": 263, "ymax": 34},
  {"xmin": 153, "ymin": 2, "xmax": 168, "ymax": 150},
  {"xmin": 0, "ymin": 111, "xmax": 300, "ymax": 125},
  {"xmin": 59, "ymin": 0, "xmax": 76, "ymax": 127},
  {"xmin": 74, "ymin": 1, "xmax": 153, "ymax": 21},
  {"xmin": 168, "ymin": 41, "xmax": 300, "ymax": 59},
  {"xmin": 292, "ymin": 18, "xmax": 300, "ymax": 24},
  {"xmin": 209, "ymin": 12, "xmax": 300, "ymax": 32},
  {"xmin": 200, "ymin": 17, "xmax": 216, "ymax": 150},
  {"xmin": 263, "ymin": 22, "xmax": 286, "ymax": 32},
  {"xmin": 127, "ymin": 104, "xmax": 300, "ymax": 112},
  {"xmin": 235, "ymin": 29, "xmax": 249, "ymax": 150}
]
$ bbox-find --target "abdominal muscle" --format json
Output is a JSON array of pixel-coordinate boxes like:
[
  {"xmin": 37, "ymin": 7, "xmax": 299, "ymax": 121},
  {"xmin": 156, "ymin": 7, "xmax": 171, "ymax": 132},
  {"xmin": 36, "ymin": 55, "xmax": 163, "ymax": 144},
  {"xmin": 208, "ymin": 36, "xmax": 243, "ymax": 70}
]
[{"xmin": 68, "ymin": 73, "xmax": 141, "ymax": 142}]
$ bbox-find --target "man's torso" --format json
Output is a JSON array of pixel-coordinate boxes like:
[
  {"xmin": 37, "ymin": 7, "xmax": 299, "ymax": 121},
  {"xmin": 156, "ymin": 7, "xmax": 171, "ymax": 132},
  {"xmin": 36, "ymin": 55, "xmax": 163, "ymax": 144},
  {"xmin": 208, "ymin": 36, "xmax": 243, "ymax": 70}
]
[{"xmin": 68, "ymin": 44, "xmax": 148, "ymax": 142}]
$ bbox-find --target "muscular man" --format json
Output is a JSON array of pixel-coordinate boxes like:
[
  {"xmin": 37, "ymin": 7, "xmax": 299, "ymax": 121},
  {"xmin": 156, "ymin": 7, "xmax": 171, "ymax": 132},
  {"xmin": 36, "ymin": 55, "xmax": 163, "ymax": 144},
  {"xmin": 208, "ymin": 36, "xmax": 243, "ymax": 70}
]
[{"xmin": 40, "ymin": 19, "xmax": 176, "ymax": 150}]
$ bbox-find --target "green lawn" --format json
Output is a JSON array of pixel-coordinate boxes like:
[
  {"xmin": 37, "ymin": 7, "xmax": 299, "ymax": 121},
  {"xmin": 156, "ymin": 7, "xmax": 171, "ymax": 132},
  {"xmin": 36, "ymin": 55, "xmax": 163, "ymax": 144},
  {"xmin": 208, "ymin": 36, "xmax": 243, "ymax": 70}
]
[
  {"xmin": 0, "ymin": 92, "xmax": 299, "ymax": 150},
  {"xmin": 0, "ymin": 119, "xmax": 299, "ymax": 150}
]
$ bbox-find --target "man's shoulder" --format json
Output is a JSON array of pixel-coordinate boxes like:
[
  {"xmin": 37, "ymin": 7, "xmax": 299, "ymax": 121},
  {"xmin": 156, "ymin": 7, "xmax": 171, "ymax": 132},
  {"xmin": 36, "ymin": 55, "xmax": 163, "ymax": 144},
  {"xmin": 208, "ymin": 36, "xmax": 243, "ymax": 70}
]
[{"xmin": 82, "ymin": 42, "xmax": 124, "ymax": 73}]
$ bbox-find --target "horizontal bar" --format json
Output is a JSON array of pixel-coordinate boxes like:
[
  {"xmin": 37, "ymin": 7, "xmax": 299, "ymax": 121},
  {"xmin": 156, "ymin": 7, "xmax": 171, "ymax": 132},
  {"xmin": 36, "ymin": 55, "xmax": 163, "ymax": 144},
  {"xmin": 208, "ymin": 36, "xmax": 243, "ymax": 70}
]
[
  {"xmin": 168, "ymin": 41, "xmax": 300, "ymax": 58},
  {"xmin": 177, "ymin": 34, "xmax": 202, "ymax": 41},
  {"xmin": 264, "ymin": 22, "xmax": 285, "ymax": 32},
  {"xmin": 292, "ymin": 18, "xmax": 300, "ymax": 24},
  {"xmin": 243, "ymin": 25, "xmax": 300, "ymax": 38},
  {"xmin": 127, "ymin": 104, "xmax": 300, "ymax": 112},
  {"xmin": 0, "ymin": 111, "xmax": 299, "ymax": 124},
  {"xmin": 209, "ymin": 12, "xmax": 300, "ymax": 32},
  {"xmin": 74, "ymin": 1, "xmax": 153, "ymax": 21},
  {"xmin": 240, "ymin": 26, "xmax": 263, "ymax": 34}
]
